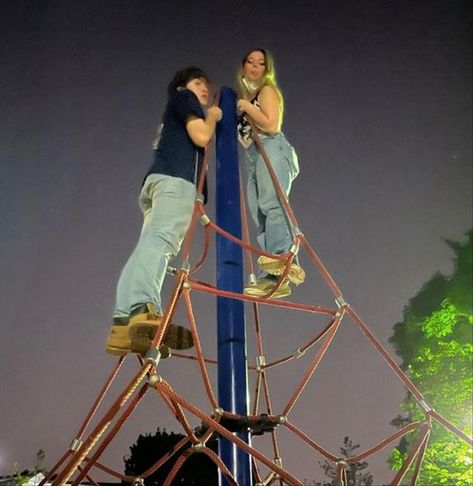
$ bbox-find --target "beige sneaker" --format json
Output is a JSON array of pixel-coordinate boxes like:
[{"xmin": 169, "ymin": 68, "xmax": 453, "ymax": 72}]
[
  {"xmin": 257, "ymin": 255, "xmax": 305, "ymax": 285},
  {"xmin": 127, "ymin": 303, "xmax": 194, "ymax": 355},
  {"xmin": 244, "ymin": 278, "xmax": 291, "ymax": 299}
]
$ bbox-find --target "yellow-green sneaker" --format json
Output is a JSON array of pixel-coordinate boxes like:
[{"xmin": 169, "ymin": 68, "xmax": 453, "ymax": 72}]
[
  {"xmin": 244, "ymin": 278, "xmax": 291, "ymax": 299},
  {"xmin": 257, "ymin": 255, "xmax": 305, "ymax": 285}
]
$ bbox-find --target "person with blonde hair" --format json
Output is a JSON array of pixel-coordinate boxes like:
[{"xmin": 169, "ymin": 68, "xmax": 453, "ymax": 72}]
[{"xmin": 237, "ymin": 48, "xmax": 304, "ymax": 298}]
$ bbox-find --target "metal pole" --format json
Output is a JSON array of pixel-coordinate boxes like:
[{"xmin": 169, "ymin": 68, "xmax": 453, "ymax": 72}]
[{"xmin": 216, "ymin": 87, "xmax": 252, "ymax": 485}]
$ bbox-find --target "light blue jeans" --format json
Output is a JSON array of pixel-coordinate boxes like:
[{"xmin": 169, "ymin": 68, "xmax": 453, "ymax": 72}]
[
  {"xmin": 114, "ymin": 174, "xmax": 196, "ymax": 317},
  {"xmin": 245, "ymin": 132, "xmax": 299, "ymax": 260}
]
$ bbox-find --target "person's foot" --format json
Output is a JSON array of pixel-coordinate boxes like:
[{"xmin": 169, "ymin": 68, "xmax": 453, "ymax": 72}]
[
  {"xmin": 128, "ymin": 303, "xmax": 194, "ymax": 355},
  {"xmin": 244, "ymin": 277, "xmax": 291, "ymax": 299},
  {"xmin": 105, "ymin": 321, "xmax": 130, "ymax": 356},
  {"xmin": 257, "ymin": 255, "xmax": 305, "ymax": 285}
]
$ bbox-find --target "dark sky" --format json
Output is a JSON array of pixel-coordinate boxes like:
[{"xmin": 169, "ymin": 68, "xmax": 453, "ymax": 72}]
[{"xmin": 1, "ymin": 0, "xmax": 471, "ymax": 483}]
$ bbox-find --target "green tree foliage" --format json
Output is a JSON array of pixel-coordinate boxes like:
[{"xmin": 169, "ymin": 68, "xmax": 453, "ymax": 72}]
[
  {"xmin": 123, "ymin": 427, "xmax": 217, "ymax": 485},
  {"xmin": 319, "ymin": 436, "xmax": 374, "ymax": 486},
  {"xmin": 388, "ymin": 230, "xmax": 473, "ymax": 485},
  {"xmin": 11, "ymin": 449, "xmax": 46, "ymax": 485}
]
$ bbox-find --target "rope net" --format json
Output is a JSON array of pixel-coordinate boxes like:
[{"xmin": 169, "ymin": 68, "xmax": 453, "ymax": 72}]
[{"xmin": 42, "ymin": 122, "xmax": 472, "ymax": 486}]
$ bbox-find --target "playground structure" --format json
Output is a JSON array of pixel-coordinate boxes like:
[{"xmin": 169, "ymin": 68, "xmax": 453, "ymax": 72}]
[{"xmin": 41, "ymin": 89, "xmax": 472, "ymax": 486}]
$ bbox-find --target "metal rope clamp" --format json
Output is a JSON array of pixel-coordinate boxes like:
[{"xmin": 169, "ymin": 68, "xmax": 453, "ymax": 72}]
[
  {"xmin": 335, "ymin": 295, "xmax": 349, "ymax": 308},
  {"xmin": 144, "ymin": 347, "xmax": 162, "ymax": 369},
  {"xmin": 256, "ymin": 355, "xmax": 266, "ymax": 372},
  {"xmin": 69, "ymin": 438, "xmax": 83, "ymax": 451},
  {"xmin": 200, "ymin": 213, "xmax": 210, "ymax": 226},
  {"xmin": 180, "ymin": 260, "xmax": 191, "ymax": 275}
]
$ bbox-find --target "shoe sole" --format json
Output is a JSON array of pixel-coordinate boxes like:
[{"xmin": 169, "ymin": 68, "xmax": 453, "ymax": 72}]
[
  {"xmin": 106, "ymin": 345, "xmax": 130, "ymax": 356},
  {"xmin": 244, "ymin": 287, "xmax": 291, "ymax": 299},
  {"xmin": 106, "ymin": 344, "xmax": 171, "ymax": 359},
  {"xmin": 128, "ymin": 320, "xmax": 194, "ymax": 354},
  {"xmin": 258, "ymin": 257, "xmax": 305, "ymax": 285}
]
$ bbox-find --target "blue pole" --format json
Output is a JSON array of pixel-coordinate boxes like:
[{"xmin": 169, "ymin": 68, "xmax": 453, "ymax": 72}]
[{"xmin": 215, "ymin": 87, "xmax": 252, "ymax": 485}]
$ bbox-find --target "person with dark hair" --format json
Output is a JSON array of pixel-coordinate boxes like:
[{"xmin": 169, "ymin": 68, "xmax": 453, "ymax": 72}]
[
  {"xmin": 236, "ymin": 49, "xmax": 304, "ymax": 299},
  {"xmin": 106, "ymin": 66, "xmax": 222, "ymax": 356}
]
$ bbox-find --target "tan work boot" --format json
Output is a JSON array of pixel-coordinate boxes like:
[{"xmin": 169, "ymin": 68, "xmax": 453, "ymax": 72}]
[
  {"xmin": 257, "ymin": 255, "xmax": 305, "ymax": 285},
  {"xmin": 106, "ymin": 312, "xmax": 175, "ymax": 358},
  {"xmin": 106, "ymin": 321, "xmax": 130, "ymax": 356},
  {"xmin": 128, "ymin": 303, "xmax": 194, "ymax": 355}
]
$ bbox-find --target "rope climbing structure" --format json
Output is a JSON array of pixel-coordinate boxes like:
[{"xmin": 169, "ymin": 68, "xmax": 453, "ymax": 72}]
[{"xmin": 41, "ymin": 88, "xmax": 472, "ymax": 486}]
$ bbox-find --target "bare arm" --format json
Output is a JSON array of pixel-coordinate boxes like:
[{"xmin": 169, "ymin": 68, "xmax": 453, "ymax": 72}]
[
  {"xmin": 186, "ymin": 106, "xmax": 222, "ymax": 147},
  {"xmin": 237, "ymin": 85, "xmax": 280, "ymax": 135}
]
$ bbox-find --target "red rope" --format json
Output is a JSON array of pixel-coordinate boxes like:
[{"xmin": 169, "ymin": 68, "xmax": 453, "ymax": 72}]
[{"xmin": 45, "ymin": 103, "xmax": 473, "ymax": 484}]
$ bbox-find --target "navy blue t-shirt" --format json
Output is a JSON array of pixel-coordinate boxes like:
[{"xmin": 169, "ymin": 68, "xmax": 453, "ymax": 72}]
[{"xmin": 146, "ymin": 89, "xmax": 206, "ymax": 187}]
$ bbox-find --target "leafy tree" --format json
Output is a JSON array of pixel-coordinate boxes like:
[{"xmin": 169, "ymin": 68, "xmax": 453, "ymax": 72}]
[
  {"xmin": 319, "ymin": 436, "xmax": 374, "ymax": 486},
  {"xmin": 123, "ymin": 427, "xmax": 218, "ymax": 485},
  {"xmin": 388, "ymin": 230, "xmax": 473, "ymax": 485},
  {"xmin": 12, "ymin": 449, "xmax": 47, "ymax": 485}
]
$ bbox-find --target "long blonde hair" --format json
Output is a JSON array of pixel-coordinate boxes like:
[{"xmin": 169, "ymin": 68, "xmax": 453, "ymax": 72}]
[{"xmin": 237, "ymin": 48, "xmax": 285, "ymax": 126}]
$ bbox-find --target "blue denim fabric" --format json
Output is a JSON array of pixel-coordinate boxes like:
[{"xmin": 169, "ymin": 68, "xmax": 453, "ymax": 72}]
[
  {"xmin": 114, "ymin": 174, "xmax": 196, "ymax": 317},
  {"xmin": 245, "ymin": 132, "xmax": 299, "ymax": 259}
]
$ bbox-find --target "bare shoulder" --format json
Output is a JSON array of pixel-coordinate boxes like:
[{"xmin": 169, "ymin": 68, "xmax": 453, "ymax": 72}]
[{"xmin": 259, "ymin": 84, "xmax": 278, "ymax": 101}]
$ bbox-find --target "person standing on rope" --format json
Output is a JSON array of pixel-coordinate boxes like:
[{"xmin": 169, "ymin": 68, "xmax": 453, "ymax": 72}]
[
  {"xmin": 236, "ymin": 48, "xmax": 305, "ymax": 298},
  {"xmin": 106, "ymin": 66, "xmax": 222, "ymax": 356}
]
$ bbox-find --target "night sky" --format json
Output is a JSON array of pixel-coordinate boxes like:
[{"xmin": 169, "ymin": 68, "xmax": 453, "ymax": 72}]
[{"xmin": 1, "ymin": 1, "xmax": 471, "ymax": 483}]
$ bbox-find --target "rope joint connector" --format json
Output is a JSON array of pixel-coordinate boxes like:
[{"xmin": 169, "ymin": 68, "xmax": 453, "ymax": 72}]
[
  {"xmin": 256, "ymin": 355, "xmax": 266, "ymax": 371},
  {"xmin": 200, "ymin": 214, "xmax": 210, "ymax": 226},
  {"xmin": 147, "ymin": 373, "xmax": 163, "ymax": 388},
  {"xmin": 180, "ymin": 260, "xmax": 191, "ymax": 274},
  {"xmin": 69, "ymin": 438, "xmax": 83, "ymax": 451},
  {"xmin": 249, "ymin": 273, "xmax": 257, "ymax": 285},
  {"xmin": 144, "ymin": 347, "xmax": 162, "ymax": 368},
  {"xmin": 289, "ymin": 243, "xmax": 300, "ymax": 255},
  {"xmin": 132, "ymin": 477, "xmax": 144, "ymax": 486},
  {"xmin": 293, "ymin": 348, "xmax": 306, "ymax": 359},
  {"xmin": 192, "ymin": 442, "xmax": 205, "ymax": 452},
  {"xmin": 335, "ymin": 296, "xmax": 349, "ymax": 308},
  {"xmin": 278, "ymin": 415, "xmax": 287, "ymax": 425},
  {"xmin": 213, "ymin": 407, "xmax": 224, "ymax": 417}
]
